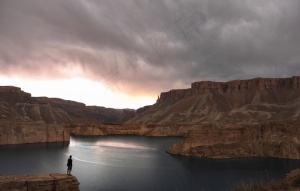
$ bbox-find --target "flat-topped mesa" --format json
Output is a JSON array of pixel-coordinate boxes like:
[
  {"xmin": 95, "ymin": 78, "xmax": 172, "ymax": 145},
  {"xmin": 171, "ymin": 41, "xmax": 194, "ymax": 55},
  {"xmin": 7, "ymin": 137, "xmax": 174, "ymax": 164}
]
[
  {"xmin": 35, "ymin": 97, "xmax": 88, "ymax": 114},
  {"xmin": 157, "ymin": 88, "xmax": 192, "ymax": 104},
  {"xmin": 0, "ymin": 86, "xmax": 21, "ymax": 93},
  {"xmin": 36, "ymin": 97, "xmax": 86, "ymax": 108},
  {"xmin": 157, "ymin": 76, "xmax": 300, "ymax": 104},
  {"xmin": 0, "ymin": 86, "xmax": 31, "ymax": 97},
  {"xmin": 191, "ymin": 76, "xmax": 300, "ymax": 92}
]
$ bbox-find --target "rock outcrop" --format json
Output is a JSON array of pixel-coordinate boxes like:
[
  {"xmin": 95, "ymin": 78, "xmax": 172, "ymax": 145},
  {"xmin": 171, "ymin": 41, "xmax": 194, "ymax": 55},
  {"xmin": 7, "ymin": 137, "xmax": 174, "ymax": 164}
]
[
  {"xmin": 126, "ymin": 76, "xmax": 300, "ymax": 159},
  {"xmin": 0, "ymin": 173, "xmax": 80, "ymax": 191},
  {"xmin": 0, "ymin": 122, "xmax": 69, "ymax": 145},
  {"xmin": 69, "ymin": 123, "xmax": 190, "ymax": 137},
  {"xmin": 235, "ymin": 168, "xmax": 300, "ymax": 191},
  {"xmin": 1, "ymin": 76, "xmax": 300, "ymax": 160},
  {"xmin": 168, "ymin": 121, "xmax": 300, "ymax": 159}
]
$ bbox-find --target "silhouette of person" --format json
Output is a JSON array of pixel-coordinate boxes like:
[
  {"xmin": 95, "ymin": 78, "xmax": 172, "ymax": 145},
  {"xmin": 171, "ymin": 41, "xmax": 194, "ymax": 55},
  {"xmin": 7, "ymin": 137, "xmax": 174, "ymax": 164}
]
[{"xmin": 67, "ymin": 155, "xmax": 73, "ymax": 175}]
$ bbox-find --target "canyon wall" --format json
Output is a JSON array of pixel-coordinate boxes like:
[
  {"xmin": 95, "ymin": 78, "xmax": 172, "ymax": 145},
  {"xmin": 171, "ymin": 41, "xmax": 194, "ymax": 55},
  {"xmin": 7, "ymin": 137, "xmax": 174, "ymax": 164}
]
[
  {"xmin": 0, "ymin": 86, "xmax": 135, "ymax": 145},
  {"xmin": 69, "ymin": 123, "xmax": 190, "ymax": 137},
  {"xmin": 168, "ymin": 121, "xmax": 300, "ymax": 159},
  {"xmin": 128, "ymin": 76, "xmax": 300, "ymax": 124},
  {"xmin": 1, "ymin": 77, "xmax": 300, "ymax": 161},
  {"xmin": 0, "ymin": 173, "xmax": 79, "ymax": 191},
  {"xmin": 157, "ymin": 76, "xmax": 300, "ymax": 105},
  {"xmin": 0, "ymin": 122, "xmax": 69, "ymax": 145}
]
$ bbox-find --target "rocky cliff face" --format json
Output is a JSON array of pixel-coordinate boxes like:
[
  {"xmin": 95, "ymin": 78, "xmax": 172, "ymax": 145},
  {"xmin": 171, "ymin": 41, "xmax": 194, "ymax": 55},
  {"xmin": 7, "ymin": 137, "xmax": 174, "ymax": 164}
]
[
  {"xmin": 128, "ymin": 76, "xmax": 300, "ymax": 124},
  {"xmin": 125, "ymin": 76, "xmax": 300, "ymax": 159},
  {"xmin": 69, "ymin": 123, "xmax": 190, "ymax": 137},
  {"xmin": 158, "ymin": 76, "xmax": 300, "ymax": 104},
  {"xmin": 0, "ymin": 122, "xmax": 69, "ymax": 145},
  {"xmin": 0, "ymin": 173, "xmax": 80, "ymax": 191},
  {"xmin": 168, "ymin": 121, "xmax": 300, "ymax": 159},
  {"xmin": 2, "ymin": 77, "xmax": 300, "ymax": 160},
  {"xmin": 0, "ymin": 86, "xmax": 135, "ymax": 145}
]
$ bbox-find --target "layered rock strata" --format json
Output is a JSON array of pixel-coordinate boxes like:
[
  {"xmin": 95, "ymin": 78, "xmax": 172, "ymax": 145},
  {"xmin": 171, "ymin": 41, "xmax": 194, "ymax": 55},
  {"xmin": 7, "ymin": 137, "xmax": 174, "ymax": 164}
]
[
  {"xmin": 158, "ymin": 76, "xmax": 300, "ymax": 104},
  {"xmin": 0, "ymin": 173, "xmax": 80, "ymax": 191},
  {"xmin": 69, "ymin": 123, "xmax": 190, "ymax": 137},
  {"xmin": 0, "ymin": 86, "xmax": 135, "ymax": 145},
  {"xmin": 0, "ymin": 122, "xmax": 69, "ymax": 145},
  {"xmin": 129, "ymin": 76, "xmax": 300, "ymax": 124},
  {"xmin": 125, "ymin": 76, "xmax": 300, "ymax": 159},
  {"xmin": 168, "ymin": 121, "xmax": 300, "ymax": 159}
]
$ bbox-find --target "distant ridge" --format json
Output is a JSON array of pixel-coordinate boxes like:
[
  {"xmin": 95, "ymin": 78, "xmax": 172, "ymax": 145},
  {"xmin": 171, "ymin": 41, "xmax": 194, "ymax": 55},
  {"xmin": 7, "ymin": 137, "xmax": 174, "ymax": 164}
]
[{"xmin": 128, "ymin": 76, "xmax": 300, "ymax": 124}]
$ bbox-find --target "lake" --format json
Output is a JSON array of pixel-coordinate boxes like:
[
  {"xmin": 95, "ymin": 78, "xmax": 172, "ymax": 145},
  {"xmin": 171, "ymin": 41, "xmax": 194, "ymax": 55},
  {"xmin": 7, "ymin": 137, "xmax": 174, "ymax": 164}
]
[{"xmin": 1, "ymin": 135, "xmax": 300, "ymax": 191}]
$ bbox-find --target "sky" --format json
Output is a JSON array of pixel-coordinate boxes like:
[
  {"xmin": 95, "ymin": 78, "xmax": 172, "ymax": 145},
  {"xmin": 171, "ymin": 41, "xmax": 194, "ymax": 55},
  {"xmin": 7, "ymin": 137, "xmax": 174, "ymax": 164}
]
[{"xmin": 0, "ymin": 0, "xmax": 299, "ymax": 109}]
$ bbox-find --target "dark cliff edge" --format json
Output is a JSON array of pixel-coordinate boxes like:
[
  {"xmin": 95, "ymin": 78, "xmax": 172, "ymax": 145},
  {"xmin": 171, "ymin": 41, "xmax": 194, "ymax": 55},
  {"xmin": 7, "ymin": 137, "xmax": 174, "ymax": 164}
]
[{"xmin": 0, "ymin": 173, "xmax": 80, "ymax": 191}]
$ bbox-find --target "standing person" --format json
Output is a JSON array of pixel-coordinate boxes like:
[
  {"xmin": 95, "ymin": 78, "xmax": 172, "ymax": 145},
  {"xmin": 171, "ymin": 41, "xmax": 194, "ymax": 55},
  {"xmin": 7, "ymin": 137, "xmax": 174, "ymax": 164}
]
[{"xmin": 67, "ymin": 155, "xmax": 73, "ymax": 175}]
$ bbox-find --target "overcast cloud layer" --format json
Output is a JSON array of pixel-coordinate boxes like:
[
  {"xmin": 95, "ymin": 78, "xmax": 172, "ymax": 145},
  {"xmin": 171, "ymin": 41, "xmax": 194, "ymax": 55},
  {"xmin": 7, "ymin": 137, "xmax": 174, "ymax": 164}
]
[{"xmin": 0, "ymin": 0, "xmax": 300, "ymax": 96}]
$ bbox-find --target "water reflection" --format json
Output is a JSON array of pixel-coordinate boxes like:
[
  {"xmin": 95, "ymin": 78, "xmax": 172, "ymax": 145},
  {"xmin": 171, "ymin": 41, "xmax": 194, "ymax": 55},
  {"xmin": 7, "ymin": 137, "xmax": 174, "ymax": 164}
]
[
  {"xmin": 171, "ymin": 155, "xmax": 300, "ymax": 171},
  {"xmin": 1, "ymin": 136, "xmax": 300, "ymax": 191}
]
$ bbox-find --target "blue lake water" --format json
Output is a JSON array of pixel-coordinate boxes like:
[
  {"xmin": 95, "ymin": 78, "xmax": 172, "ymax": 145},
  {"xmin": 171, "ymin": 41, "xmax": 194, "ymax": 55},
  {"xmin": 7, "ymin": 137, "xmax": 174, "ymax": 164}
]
[{"xmin": 1, "ymin": 135, "xmax": 300, "ymax": 191}]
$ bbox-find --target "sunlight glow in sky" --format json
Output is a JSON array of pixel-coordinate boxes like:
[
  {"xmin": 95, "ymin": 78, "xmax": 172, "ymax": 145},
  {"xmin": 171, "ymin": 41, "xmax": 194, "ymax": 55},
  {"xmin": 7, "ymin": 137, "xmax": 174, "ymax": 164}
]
[
  {"xmin": 1, "ymin": 0, "xmax": 300, "ymax": 109},
  {"xmin": 0, "ymin": 76, "xmax": 155, "ymax": 109}
]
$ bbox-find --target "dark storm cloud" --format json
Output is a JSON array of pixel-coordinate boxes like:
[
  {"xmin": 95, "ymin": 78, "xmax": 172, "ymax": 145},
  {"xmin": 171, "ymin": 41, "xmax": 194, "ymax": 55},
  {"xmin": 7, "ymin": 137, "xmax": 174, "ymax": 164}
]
[{"xmin": 0, "ymin": 0, "xmax": 300, "ymax": 95}]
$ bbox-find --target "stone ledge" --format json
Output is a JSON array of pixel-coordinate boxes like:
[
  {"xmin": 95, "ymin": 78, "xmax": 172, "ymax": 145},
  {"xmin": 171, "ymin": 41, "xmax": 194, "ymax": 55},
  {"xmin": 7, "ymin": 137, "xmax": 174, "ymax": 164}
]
[{"xmin": 0, "ymin": 173, "xmax": 80, "ymax": 191}]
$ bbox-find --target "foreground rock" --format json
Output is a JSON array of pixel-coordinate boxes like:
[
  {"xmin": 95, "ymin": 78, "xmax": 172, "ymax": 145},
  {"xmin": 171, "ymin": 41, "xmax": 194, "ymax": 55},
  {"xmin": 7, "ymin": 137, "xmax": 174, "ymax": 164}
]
[
  {"xmin": 0, "ymin": 173, "xmax": 80, "ymax": 191},
  {"xmin": 235, "ymin": 168, "xmax": 300, "ymax": 191},
  {"xmin": 168, "ymin": 121, "xmax": 300, "ymax": 159}
]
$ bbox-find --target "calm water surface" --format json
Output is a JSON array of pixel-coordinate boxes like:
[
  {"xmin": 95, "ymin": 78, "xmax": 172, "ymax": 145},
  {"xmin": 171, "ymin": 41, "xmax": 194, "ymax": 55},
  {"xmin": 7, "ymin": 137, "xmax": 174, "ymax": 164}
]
[{"xmin": 1, "ymin": 135, "xmax": 300, "ymax": 191}]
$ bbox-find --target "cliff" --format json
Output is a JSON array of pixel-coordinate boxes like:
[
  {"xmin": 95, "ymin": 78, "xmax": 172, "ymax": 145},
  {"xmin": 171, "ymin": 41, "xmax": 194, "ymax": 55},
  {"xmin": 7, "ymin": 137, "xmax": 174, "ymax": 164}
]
[
  {"xmin": 158, "ymin": 76, "xmax": 300, "ymax": 104},
  {"xmin": 124, "ymin": 76, "xmax": 300, "ymax": 159},
  {"xmin": 2, "ymin": 76, "xmax": 300, "ymax": 161},
  {"xmin": 128, "ymin": 76, "xmax": 300, "ymax": 124},
  {"xmin": 168, "ymin": 121, "xmax": 300, "ymax": 159},
  {"xmin": 0, "ymin": 122, "xmax": 69, "ymax": 145},
  {"xmin": 69, "ymin": 123, "xmax": 189, "ymax": 137},
  {"xmin": 0, "ymin": 173, "xmax": 79, "ymax": 191},
  {"xmin": 0, "ymin": 86, "xmax": 135, "ymax": 145}
]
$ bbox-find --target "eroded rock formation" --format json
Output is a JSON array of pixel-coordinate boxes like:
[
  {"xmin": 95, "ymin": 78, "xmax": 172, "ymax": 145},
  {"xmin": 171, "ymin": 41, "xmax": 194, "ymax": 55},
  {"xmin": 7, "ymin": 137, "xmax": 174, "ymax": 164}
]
[
  {"xmin": 129, "ymin": 76, "xmax": 300, "ymax": 124},
  {"xmin": 0, "ymin": 122, "xmax": 69, "ymax": 145},
  {"xmin": 1, "ymin": 76, "xmax": 300, "ymax": 160},
  {"xmin": 0, "ymin": 86, "xmax": 135, "ymax": 145},
  {"xmin": 168, "ymin": 121, "xmax": 300, "ymax": 159},
  {"xmin": 126, "ymin": 76, "xmax": 300, "ymax": 159},
  {"xmin": 69, "ymin": 123, "xmax": 190, "ymax": 137},
  {"xmin": 0, "ymin": 173, "xmax": 80, "ymax": 191}
]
